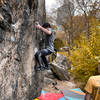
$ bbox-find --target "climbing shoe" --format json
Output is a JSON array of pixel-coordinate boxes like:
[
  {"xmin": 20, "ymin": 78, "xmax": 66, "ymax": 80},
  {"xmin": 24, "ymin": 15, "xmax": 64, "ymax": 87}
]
[
  {"xmin": 43, "ymin": 65, "xmax": 51, "ymax": 70},
  {"xmin": 35, "ymin": 66, "xmax": 45, "ymax": 71}
]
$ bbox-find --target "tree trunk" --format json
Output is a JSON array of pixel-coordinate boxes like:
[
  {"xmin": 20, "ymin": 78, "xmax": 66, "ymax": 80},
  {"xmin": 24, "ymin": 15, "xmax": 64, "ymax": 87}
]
[{"xmin": 0, "ymin": 0, "xmax": 46, "ymax": 100}]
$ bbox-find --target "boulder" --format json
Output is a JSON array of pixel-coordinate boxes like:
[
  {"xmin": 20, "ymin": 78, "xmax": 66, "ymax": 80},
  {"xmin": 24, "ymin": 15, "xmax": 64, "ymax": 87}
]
[
  {"xmin": 51, "ymin": 53, "xmax": 70, "ymax": 81},
  {"xmin": 44, "ymin": 77, "xmax": 55, "ymax": 85},
  {"xmin": 0, "ymin": 0, "xmax": 46, "ymax": 100},
  {"xmin": 44, "ymin": 70, "xmax": 55, "ymax": 79}
]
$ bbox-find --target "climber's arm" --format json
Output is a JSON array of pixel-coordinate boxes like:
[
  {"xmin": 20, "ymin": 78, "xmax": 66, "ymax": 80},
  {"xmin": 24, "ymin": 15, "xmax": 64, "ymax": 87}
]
[{"xmin": 36, "ymin": 24, "xmax": 51, "ymax": 35}]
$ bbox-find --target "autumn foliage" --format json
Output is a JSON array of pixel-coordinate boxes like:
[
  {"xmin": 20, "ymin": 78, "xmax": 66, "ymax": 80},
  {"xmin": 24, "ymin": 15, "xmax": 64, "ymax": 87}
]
[{"xmin": 69, "ymin": 17, "xmax": 100, "ymax": 86}]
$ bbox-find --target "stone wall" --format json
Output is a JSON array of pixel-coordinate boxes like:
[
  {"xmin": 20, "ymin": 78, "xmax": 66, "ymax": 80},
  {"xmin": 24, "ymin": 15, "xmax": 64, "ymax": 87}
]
[{"xmin": 0, "ymin": 0, "xmax": 46, "ymax": 100}]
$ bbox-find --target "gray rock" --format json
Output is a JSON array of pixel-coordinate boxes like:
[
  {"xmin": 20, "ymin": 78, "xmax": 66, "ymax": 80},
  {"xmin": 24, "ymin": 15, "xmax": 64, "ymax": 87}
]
[
  {"xmin": 51, "ymin": 53, "xmax": 70, "ymax": 81},
  {"xmin": 44, "ymin": 70, "xmax": 55, "ymax": 79},
  {"xmin": 44, "ymin": 77, "xmax": 55, "ymax": 85},
  {"xmin": 66, "ymin": 81, "xmax": 76, "ymax": 88},
  {"xmin": 0, "ymin": 0, "xmax": 46, "ymax": 100},
  {"xmin": 96, "ymin": 11, "xmax": 100, "ymax": 20}
]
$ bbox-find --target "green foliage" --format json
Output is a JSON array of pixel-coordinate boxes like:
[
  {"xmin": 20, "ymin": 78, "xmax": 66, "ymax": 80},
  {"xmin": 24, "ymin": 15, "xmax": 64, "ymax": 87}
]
[
  {"xmin": 69, "ymin": 17, "xmax": 100, "ymax": 86},
  {"xmin": 48, "ymin": 39, "xmax": 66, "ymax": 63},
  {"xmin": 54, "ymin": 38, "xmax": 65, "ymax": 51}
]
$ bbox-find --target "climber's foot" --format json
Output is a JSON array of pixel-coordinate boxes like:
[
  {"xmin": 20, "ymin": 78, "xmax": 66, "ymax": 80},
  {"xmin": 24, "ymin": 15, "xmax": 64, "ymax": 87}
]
[
  {"xmin": 35, "ymin": 66, "xmax": 44, "ymax": 71},
  {"xmin": 43, "ymin": 65, "xmax": 51, "ymax": 70}
]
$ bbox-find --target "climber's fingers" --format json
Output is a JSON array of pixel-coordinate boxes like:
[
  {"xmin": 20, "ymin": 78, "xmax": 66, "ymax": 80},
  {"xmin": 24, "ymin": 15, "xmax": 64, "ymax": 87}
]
[{"xmin": 36, "ymin": 24, "xmax": 42, "ymax": 29}]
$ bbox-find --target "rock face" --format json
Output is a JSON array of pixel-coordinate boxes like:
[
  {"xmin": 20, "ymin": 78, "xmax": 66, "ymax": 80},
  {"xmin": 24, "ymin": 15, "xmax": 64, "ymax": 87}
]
[
  {"xmin": 51, "ymin": 53, "xmax": 70, "ymax": 81},
  {"xmin": 0, "ymin": 0, "xmax": 6, "ymax": 6},
  {"xmin": 0, "ymin": 0, "xmax": 46, "ymax": 100}
]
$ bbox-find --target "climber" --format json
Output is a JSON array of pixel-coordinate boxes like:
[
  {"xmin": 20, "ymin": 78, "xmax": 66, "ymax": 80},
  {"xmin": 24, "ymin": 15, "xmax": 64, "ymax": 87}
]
[
  {"xmin": 35, "ymin": 22, "xmax": 55, "ymax": 71},
  {"xmin": 84, "ymin": 60, "xmax": 100, "ymax": 100}
]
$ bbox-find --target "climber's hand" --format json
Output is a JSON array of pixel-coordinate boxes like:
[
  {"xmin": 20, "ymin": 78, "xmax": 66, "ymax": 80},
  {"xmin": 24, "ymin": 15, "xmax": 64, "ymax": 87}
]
[{"xmin": 36, "ymin": 24, "xmax": 42, "ymax": 30}]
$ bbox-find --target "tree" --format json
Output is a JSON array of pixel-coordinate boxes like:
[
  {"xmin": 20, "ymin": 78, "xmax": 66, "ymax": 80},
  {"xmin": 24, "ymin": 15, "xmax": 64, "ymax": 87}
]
[
  {"xmin": 57, "ymin": 0, "xmax": 75, "ymax": 47},
  {"xmin": 75, "ymin": 0, "xmax": 100, "ymax": 39}
]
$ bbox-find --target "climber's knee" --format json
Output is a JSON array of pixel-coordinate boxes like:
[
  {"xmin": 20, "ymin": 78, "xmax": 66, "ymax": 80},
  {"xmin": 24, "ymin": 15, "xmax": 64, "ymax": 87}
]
[
  {"xmin": 35, "ymin": 52, "xmax": 39, "ymax": 59},
  {"xmin": 35, "ymin": 51, "xmax": 42, "ymax": 59}
]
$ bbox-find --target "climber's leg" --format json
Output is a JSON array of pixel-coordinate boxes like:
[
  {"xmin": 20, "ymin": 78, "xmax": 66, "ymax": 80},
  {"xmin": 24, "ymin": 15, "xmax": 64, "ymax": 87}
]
[
  {"xmin": 41, "ymin": 56, "xmax": 51, "ymax": 70},
  {"xmin": 40, "ymin": 49, "xmax": 52, "ymax": 69},
  {"xmin": 41, "ymin": 56, "xmax": 48, "ymax": 67},
  {"xmin": 35, "ymin": 50, "xmax": 43, "ymax": 67},
  {"xmin": 35, "ymin": 52, "xmax": 44, "ymax": 71},
  {"xmin": 35, "ymin": 49, "xmax": 52, "ymax": 70}
]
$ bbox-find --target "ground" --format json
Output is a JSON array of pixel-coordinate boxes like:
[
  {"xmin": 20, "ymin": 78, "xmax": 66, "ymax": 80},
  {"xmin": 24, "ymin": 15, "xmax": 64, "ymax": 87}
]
[{"xmin": 43, "ymin": 78, "xmax": 76, "ymax": 93}]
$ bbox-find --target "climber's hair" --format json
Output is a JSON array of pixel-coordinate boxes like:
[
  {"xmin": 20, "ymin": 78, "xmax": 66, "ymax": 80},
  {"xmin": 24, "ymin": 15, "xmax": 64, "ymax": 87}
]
[{"xmin": 42, "ymin": 23, "xmax": 51, "ymax": 28}]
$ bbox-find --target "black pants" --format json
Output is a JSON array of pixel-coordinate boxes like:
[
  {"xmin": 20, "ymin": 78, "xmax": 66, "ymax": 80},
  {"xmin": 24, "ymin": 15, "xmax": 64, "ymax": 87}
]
[{"xmin": 35, "ymin": 49, "xmax": 52, "ymax": 67}]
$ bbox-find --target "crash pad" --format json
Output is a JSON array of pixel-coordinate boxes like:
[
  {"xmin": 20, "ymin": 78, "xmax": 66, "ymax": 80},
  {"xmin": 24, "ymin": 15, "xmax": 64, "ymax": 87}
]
[
  {"xmin": 62, "ymin": 88, "xmax": 85, "ymax": 100},
  {"xmin": 37, "ymin": 93, "xmax": 64, "ymax": 100},
  {"xmin": 58, "ymin": 97, "xmax": 66, "ymax": 100}
]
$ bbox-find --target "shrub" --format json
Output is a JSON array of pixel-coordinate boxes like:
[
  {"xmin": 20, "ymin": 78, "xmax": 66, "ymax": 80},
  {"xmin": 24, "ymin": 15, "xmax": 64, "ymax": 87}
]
[
  {"xmin": 69, "ymin": 17, "xmax": 100, "ymax": 87},
  {"xmin": 54, "ymin": 38, "xmax": 65, "ymax": 50}
]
